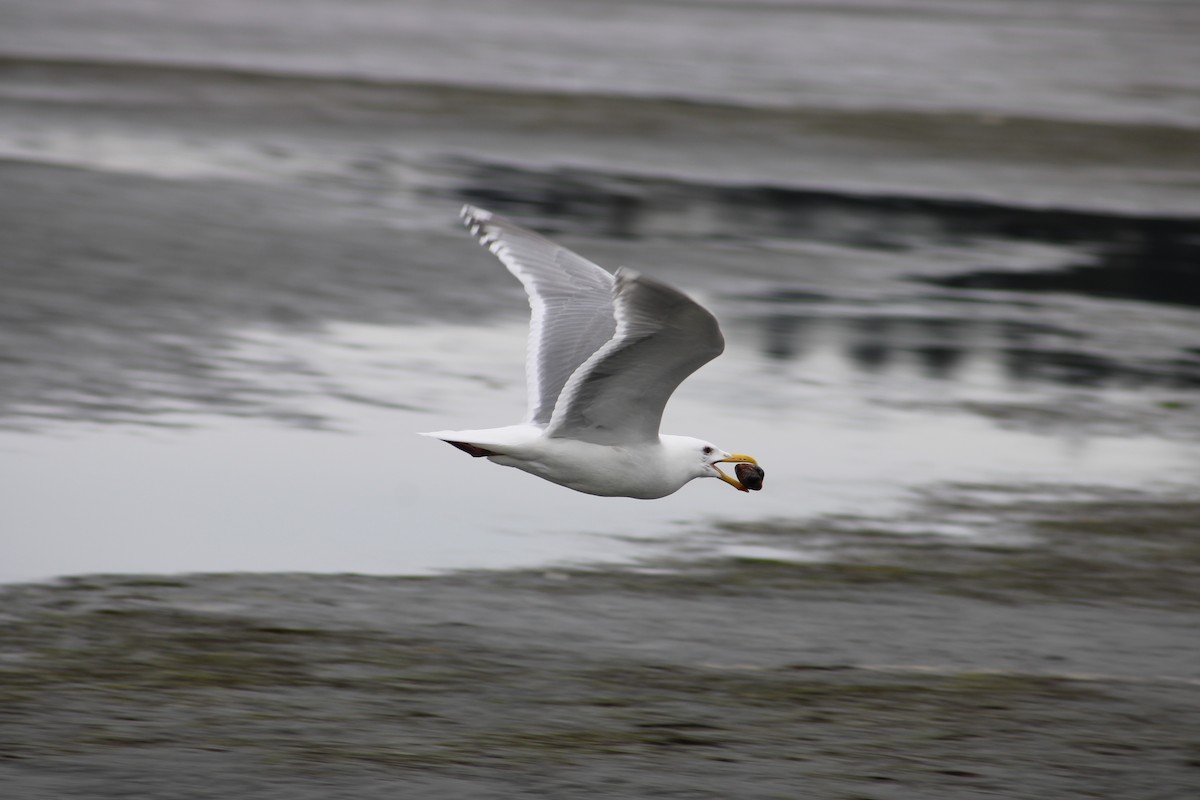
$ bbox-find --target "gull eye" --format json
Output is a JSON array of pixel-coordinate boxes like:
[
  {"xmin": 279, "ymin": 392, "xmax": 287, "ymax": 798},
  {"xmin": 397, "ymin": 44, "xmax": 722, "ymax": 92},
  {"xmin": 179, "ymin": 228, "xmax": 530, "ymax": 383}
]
[{"xmin": 703, "ymin": 446, "xmax": 714, "ymax": 456}]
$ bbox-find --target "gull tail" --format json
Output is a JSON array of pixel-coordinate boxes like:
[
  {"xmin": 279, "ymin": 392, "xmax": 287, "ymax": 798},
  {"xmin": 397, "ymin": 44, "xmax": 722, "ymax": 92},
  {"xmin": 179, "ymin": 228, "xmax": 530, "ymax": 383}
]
[
  {"xmin": 443, "ymin": 440, "xmax": 497, "ymax": 458},
  {"xmin": 419, "ymin": 431, "xmax": 494, "ymax": 458},
  {"xmin": 418, "ymin": 425, "xmax": 540, "ymax": 459}
]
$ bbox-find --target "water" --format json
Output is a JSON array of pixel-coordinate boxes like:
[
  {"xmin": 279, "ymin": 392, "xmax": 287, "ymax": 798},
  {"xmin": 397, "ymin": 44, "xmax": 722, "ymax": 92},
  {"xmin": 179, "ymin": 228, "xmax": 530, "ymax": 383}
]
[{"xmin": 1, "ymin": 0, "xmax": 1198, "ymax": 582}]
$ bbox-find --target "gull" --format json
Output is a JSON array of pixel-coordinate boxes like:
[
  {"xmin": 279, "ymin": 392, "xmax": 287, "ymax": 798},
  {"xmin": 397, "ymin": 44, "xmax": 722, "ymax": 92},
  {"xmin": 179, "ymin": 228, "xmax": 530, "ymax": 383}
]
[{"xmin": 421, "ymin": 206, "xmax": 759, "ymax": 499}]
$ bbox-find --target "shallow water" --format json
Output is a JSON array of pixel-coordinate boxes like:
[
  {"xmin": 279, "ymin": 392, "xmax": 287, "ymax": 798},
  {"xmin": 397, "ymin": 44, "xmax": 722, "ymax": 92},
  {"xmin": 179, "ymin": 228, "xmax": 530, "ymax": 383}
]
[
  {"xmin": 2, "ymin": 288, "xmax": 1196, "ymax": 581},
  {"xmin": 1, "ymin": 0, "xmax": 1198, "ymax": 582}
]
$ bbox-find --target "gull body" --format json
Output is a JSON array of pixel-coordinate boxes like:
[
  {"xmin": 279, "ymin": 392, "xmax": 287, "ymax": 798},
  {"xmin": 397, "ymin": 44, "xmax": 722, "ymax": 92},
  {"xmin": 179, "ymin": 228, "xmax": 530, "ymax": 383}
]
[{"xmin": 421, "ymin": 206, "xmax": 758, "ymax": 499}]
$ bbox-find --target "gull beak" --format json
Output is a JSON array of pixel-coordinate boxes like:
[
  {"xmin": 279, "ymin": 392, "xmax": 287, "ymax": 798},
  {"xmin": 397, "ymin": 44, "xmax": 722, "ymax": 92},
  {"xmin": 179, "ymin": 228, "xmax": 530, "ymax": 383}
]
[{"xmin": 711, "ymin": 454, "xmax": 758, "ymax": 492}]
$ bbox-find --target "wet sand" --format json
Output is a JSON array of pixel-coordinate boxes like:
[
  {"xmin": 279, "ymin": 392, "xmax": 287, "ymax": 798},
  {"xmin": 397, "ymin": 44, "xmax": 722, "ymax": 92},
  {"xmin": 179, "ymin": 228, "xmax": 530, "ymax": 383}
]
[{"xmin": 3, "ymin": 489, "xmax": 1199, "ymax": 799}]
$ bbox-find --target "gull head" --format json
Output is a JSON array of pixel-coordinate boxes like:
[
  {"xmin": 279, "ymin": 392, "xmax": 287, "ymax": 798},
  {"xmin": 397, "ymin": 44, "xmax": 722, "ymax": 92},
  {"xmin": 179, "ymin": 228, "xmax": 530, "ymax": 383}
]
[{"xmin": 668, "ymin": 436, "xmax": 760, "ymax": 492}]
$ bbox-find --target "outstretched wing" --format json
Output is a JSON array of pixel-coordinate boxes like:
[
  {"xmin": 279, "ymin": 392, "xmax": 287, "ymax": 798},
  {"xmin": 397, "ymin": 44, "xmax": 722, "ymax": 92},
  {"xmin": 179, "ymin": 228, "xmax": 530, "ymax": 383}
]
[
  {"xmin": 461, "ymin": 206, "xmax": 617, "ymax": 425},
  {"xmin": 546, "ymin": 268, "xmax": 725, "ymax": 446}
]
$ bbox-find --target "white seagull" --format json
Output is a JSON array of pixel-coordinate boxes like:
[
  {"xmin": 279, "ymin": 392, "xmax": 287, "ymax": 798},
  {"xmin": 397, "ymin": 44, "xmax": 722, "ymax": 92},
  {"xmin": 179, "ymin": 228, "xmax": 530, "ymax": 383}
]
[{"xmin": 421, "ymin": 206, "xmax": 760, "ymax": 499}]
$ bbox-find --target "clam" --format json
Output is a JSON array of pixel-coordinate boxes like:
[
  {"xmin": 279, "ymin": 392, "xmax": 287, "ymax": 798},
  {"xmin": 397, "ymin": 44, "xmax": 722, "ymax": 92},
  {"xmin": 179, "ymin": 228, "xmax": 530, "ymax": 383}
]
[{"xmin": 735, "ymin": 462, "xmax": 765, "ymax": 491}]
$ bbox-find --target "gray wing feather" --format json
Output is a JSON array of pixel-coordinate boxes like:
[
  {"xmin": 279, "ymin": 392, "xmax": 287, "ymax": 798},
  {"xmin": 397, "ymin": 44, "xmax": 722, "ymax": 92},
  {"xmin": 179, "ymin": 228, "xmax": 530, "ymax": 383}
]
[
  {"xmin": 546, "ymin": 268, "xmax": 725, "ymax": 445},
  {"xmin": 461, "ymin": 206, "xmax": 617, "ymax": 425}
]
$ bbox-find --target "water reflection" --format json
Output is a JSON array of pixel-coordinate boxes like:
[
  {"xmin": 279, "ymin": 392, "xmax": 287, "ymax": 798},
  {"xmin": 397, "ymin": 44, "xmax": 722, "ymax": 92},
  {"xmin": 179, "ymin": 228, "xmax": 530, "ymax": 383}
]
[
  {"xmin": 754, "ymin": 312, "xmax": 1200, "ymax": 391},
  {"xmin": 929, "ymin": 235, "xmax": 1200, "ymax": 308},
  {"xmin": 761, "ymin": 315, "xmax": 816, "ymax": 362},
  {"xmin": 459, "ymin": 160, "xmax": 1200, "ymax": 308},
  {"xmin": 913, "ymin": 318, "xmax": 967, "ymax": 379},
  {"xmin": 3, "ymin": 317, "xmax": 1195, "ymax": 585}
]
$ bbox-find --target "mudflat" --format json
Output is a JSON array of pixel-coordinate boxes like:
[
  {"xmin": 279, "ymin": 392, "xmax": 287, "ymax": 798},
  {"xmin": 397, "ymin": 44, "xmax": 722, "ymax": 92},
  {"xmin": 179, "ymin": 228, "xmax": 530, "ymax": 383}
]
[{"xmin": 3, "ymin": 492, "xmax": 1198, "ymax": 799}]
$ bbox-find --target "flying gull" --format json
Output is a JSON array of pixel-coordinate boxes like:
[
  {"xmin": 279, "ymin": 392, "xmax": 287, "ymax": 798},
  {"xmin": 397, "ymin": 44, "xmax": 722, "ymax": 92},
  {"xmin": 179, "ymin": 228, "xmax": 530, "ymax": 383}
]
[{"xmin": 421, "ymin": 206, "xmax": 760, "ymax": 499}]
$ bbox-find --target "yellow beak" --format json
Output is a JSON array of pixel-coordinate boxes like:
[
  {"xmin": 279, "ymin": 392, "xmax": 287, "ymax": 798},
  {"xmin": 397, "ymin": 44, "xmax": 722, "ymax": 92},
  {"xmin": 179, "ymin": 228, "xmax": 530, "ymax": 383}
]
[{"xmin": 712, "ymin": 454, "xmax": 758, "ymax": 492}]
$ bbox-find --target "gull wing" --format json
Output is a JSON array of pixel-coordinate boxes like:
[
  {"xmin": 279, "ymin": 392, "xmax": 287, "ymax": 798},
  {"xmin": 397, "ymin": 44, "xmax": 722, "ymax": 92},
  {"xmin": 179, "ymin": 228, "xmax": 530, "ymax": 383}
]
[
  {"xmin": 461, "ymin": 206, "xmax": 617, "ymax": 425},
  {"xmin": 546, "ymin": 268, "xmax": 725, "ymax": 446}
]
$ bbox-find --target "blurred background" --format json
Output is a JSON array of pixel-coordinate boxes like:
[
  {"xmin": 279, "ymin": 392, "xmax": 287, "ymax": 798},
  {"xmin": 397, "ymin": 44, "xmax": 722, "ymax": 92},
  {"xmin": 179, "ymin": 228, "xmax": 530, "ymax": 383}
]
[
  {"xmin": 4, "ymin": 4, "xmax": 1200, "ymax": 798},
  {"xmin": 1, "ymin": 0, "xmax": 1198, "ymax": 581}
]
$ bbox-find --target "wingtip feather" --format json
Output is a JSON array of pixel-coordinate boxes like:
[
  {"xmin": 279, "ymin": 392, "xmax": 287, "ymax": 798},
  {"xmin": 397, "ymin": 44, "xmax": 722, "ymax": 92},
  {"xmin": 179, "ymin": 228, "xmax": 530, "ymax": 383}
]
[
  {"xmin": 461, "ymin": 205, "xmax": 505, "ymax": 254},
  {"xmin": 460, "ymin": 204, "xmax": 490, "ymax": 223}
]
